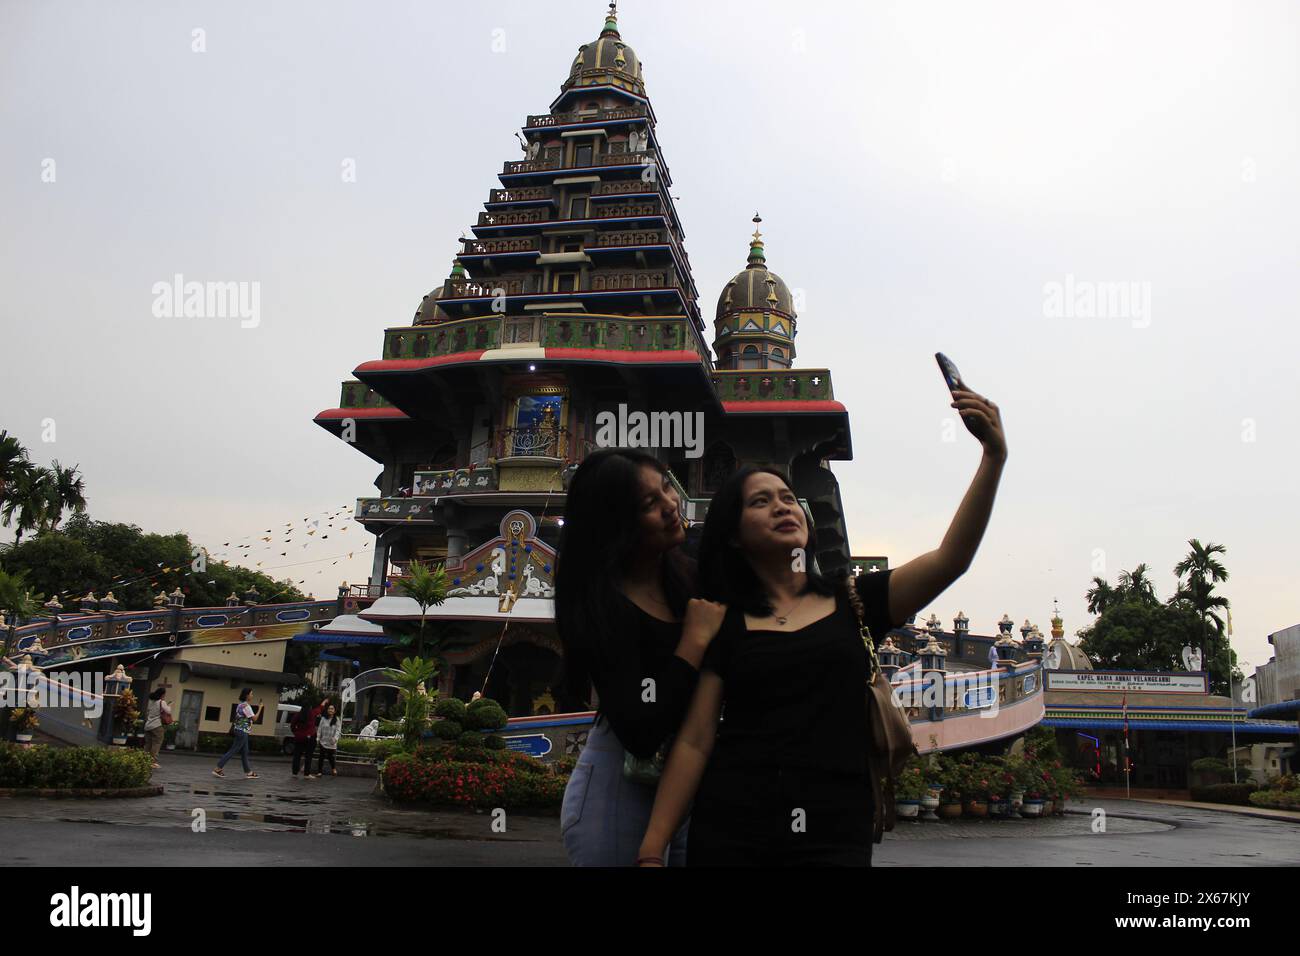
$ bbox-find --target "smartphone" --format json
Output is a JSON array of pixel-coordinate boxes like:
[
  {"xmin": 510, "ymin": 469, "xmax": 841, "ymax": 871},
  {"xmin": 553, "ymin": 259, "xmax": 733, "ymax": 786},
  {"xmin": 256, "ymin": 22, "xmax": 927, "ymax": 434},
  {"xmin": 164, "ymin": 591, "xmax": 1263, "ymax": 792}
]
[{"xmin": 935, "ymin": 352, "xmax": 966, "ymax": 394}]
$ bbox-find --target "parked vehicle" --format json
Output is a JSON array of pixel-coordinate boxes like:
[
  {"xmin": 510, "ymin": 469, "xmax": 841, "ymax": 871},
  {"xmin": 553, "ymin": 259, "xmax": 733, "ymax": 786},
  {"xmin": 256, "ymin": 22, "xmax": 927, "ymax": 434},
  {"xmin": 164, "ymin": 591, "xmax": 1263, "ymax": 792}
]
[{"xmin": 275, "ymin": 704, "xmax": 302, "ymax": 755}]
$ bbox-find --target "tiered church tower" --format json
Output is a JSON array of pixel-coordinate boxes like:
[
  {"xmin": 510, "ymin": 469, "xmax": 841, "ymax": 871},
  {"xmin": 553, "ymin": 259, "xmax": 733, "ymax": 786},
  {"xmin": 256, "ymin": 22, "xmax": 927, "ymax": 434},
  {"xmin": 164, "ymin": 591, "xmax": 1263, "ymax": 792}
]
[{"xmin": 314, "ymin": 4, "xmax": 858, "ymax": 716}]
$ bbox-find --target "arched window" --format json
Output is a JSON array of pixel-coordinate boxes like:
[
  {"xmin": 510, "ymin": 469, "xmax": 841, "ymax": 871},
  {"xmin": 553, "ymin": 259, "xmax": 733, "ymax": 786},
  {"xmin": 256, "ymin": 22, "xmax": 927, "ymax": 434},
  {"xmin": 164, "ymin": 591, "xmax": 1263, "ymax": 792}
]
[
  {"xmin": 740, "ymin": 345, "xmax": 761, "ymax": 370},
  {"xmin": 770, "ymin": 347, "xmax": 785, "ymax": 367}
]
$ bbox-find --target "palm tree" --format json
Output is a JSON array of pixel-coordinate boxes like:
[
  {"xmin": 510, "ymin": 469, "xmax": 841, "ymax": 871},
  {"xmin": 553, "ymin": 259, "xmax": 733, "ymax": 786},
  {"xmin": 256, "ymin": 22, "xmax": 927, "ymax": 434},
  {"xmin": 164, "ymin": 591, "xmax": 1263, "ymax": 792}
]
[
  {"xmin": 1117, "ymin": 564, "xmax": 1158, "ymax": 604},
  {"xmin": 385, "ymin": 656, "xmax": 440, "ymax": 751},
  {"xmin": 43, "ymin": 461, "xmax": 87, "ymax": 531},
  {"xmin": 0, "ymin": 431, "xmax": 29, "ymax": 507},
  {"xmin": 0, "ymin": 465, "xmax": 53, "ymax": 547},
  {"xmin": 1174, "ymin": 539, "xmax": 1230, "ymax": 654},
  {"xmin": 398, "ymin": 561, "xmax": 450, "ymax": 659},
  {"xmin": 1086, "ymin": 576, "xmax": 1117, "ymax": 615}
]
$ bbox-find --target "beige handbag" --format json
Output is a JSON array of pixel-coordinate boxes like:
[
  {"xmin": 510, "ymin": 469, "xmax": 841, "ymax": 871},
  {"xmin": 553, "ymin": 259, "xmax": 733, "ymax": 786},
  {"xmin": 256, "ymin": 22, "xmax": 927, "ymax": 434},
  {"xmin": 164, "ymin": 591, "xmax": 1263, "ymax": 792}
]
[{"xmin": 847, "ymin": 584, "xmax": 918, "ymax": 843}]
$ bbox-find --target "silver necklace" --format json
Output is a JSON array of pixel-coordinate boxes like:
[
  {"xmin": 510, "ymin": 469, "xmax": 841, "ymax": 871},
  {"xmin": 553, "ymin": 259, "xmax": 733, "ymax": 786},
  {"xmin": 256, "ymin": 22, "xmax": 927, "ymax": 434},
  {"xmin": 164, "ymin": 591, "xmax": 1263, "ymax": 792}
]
[{"xmin": 772, "ymin": 590, "xmax": 807, "ymax": 626}]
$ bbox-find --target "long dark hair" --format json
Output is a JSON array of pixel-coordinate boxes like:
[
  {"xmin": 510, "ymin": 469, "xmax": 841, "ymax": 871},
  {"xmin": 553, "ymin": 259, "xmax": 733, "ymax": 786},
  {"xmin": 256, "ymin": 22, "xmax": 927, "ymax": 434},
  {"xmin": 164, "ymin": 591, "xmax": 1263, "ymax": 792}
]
[
  {"xmin": 697, "ymin": 464, "xmax": 839, "ymax": 616},
  {"xmin": 555, "ymin": 448, "xmax": 694, "ymax": 705}
]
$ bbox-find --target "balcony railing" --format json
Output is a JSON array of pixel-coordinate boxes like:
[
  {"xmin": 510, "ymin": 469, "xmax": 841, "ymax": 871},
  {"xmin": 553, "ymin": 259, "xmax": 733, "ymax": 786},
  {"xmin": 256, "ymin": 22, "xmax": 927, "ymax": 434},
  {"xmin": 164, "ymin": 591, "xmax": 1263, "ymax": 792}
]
[
  {"xmin": 444, "ymin": 269, "xmax": 678, "ymax": 300},
  {"xmin": 503, "ymin": 150, "xmax": 657, "ymax": 176},
  {"xmin": 339, "ymin": 381, "xmax": 396, "ymax": 408},
  {"xmin": 497, "ymin": 425, "xmax": 570, "ymax": 460},
  {"xmin": 478, "ymin": 208, "xmax": 550, "ymax": 227},
  {"xmin": 711, "ymin": 369, "xmax": 835, "ymax": 402},
  {"xmin": 384, "ymin": 318, "xmax": 500, "ymax": 358},
  {"xmin": 525, "ymin": 105, "xmax": 648, "ymax": 128},
  {"xmin": 488, "ymin": 186, "xmax": 554, "ymax": 204},
  {"xmin": 381, "ymin": 314, "xmax": 703, "ymax": 363},
  {"xmin": 461, "ymin": 236, "xmax": 540, "ymax": 255},
  {"xmin": 592, "ymin": 230, "xmax": 667, "ymax": 247}
]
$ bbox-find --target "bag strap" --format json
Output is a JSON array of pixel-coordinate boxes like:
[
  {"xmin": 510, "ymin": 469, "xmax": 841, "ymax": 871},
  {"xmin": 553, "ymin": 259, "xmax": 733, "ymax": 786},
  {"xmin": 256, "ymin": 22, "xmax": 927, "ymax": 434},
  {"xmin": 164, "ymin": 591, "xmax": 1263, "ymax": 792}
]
[{"xmin": 845, "ymin": 580, "xmax": 883, "ymax": 680}]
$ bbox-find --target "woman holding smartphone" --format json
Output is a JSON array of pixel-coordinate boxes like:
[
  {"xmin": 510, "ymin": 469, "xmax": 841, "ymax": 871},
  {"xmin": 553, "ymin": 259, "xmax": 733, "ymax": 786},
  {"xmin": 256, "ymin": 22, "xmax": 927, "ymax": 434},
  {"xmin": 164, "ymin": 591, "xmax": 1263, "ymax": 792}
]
[
  {"xmin": 555, "ymin": 448, "xmax": 727, "ymax": 867},
  {"xmin": 636, "ymin": 387, "xmax": 1006, "ymax": 866}
]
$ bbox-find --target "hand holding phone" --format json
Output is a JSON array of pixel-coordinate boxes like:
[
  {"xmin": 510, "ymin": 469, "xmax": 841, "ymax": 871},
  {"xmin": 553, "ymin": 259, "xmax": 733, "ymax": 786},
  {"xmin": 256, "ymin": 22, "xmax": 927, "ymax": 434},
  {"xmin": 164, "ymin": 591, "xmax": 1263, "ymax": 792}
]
[{"xmin": 935, "ymin": 352, "xmax": 1007, "ymax": 461}]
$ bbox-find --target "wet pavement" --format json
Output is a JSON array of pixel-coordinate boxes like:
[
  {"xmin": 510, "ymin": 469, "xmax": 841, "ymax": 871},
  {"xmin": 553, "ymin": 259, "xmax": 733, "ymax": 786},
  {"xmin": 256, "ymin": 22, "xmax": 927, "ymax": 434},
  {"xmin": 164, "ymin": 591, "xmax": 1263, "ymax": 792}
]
[
  {"xmin": 0, "ymin": 753, "xmax": 568, "ymax": 866},
  {"xmin": 2, "ymin": 755, "xmax": 1298, "ymax": 866}
]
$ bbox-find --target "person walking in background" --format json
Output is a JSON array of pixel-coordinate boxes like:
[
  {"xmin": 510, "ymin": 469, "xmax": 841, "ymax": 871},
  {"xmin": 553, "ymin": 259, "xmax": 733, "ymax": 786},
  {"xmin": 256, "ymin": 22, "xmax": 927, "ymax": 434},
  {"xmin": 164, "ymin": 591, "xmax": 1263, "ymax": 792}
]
[
  {"xmin": 315, "ymin": 703, "xmax": 342, "ymax": 776},
  {"xmin": 214, "ymin": 689, "xmax": 262, "ymax": 779},
  {"xmin": 144, "ymin": 686, "xmax": 172, "ymax": 770}
]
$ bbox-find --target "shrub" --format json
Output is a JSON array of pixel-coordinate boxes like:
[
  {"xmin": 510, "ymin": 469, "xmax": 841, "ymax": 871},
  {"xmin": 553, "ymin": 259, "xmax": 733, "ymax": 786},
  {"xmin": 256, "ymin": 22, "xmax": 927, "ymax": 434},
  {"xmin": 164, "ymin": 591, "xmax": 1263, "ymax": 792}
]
[
  {"xmin": 382, "ymin": 750, "xmax": 568, "ymax": 810},
  {"xmin": 0, "ymin": 743, "xmax": 153, "ymax": 789},
  {"xmin": 463, "ymin": 700, "xmax": 508, "ymax": 732},
  {"xmin": 1248, "ymin": 788, "xmax": 1300, "ymax": 810},
  {"xmin": 337, "ymin": 737, "xmax": 403, "ymax": 759},
  {"xmin": 483, "ymin": 734, "xmax": 507, "ymax": 751},
  {"xmin": 1190, "ymin": 783, "xmax": 1256, "ymax": 806},
  {"xmin": 433, "ymin": 698, "xmax": 467, "ymax": 721},
  {"xmin": 457, "ymin": 731, "xmax": 485, "ymax": 749},
  {"xmin": 430, "ymin": 719, "xmax": 462, "ymax": 741},
  {"xmin": 550, "ymin": 754, "xmax": 577, "ymax": 776}
]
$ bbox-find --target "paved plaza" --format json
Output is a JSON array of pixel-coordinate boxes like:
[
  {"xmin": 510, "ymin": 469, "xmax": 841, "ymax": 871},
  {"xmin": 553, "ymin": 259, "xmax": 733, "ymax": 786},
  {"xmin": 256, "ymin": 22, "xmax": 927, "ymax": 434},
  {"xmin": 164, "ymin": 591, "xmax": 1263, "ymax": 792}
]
[{"xmin": 1, "ymin": 754, "xmax": 1298, "ymax": 866}]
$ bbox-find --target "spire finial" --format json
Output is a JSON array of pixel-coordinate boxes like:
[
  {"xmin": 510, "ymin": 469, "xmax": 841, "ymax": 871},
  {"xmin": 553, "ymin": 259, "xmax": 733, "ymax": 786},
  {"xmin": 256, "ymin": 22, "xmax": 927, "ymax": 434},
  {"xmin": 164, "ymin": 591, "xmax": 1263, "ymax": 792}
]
[
  {"xmin": 603, "ymin": 1, "xmax": 620, "ymax": 36},
  {"xmin": 747, "ymin": 213, "xmax": 766, "ymax": 266}
]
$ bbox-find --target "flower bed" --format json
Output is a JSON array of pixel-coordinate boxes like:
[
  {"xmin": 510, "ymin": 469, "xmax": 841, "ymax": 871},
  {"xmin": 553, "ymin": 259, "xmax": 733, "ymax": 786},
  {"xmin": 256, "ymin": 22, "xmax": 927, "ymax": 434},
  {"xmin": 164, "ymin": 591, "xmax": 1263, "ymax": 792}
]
[
  {"xmin": 381, "ymin": 744, "xmax": 569, "ymax": 811},
  {"xmin": 1247, "ymin": 775, "xmax": 1300, "ymax": 810},
  {"xmin": 0, "ymin": 743, "xmax": 154, "ymax": 790}
]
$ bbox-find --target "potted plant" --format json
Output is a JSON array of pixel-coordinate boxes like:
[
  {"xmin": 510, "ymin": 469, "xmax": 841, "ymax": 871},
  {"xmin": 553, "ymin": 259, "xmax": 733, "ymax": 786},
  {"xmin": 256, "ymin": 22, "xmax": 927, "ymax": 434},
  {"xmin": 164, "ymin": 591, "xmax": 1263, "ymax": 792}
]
[
  {"xmin": 1022, "ymin": 763, "xmax": 1051, "ymax": 817},
  {"xmin": 1004, "ymin": 755, "xmax": 1029, "ymax": 811},
  {"xmin": 965, "ymin": 767, "xmax": 990, "ymax": 818},
  {"xmin": 163, "ymin": 722, "xmax": 178, "ymax": 751},
  {"xmin": 11, "ymin": 707, "xmax": 38, "ymax": 744},
  {"xmin": 894, "ymin": 763, "xmax": 927, "ymax": 820},
  {"xmin": 936, "ymin": 757, "xmax": 963, "ymax": 818},
  {"xmin": 112, "ymin": 688, "xmax": 140, "ymax": 746}
]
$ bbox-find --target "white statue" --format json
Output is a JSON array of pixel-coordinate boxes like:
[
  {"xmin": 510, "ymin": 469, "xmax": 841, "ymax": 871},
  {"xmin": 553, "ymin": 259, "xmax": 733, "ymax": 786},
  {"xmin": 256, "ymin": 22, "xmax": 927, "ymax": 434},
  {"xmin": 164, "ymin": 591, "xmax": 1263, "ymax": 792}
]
[
  {"xmin": 359, "ymin": 719, "xmax": 380, "ymax": 738},
  {"xmin": 1181, "ymin": 645, "xmax": 1203, "ymax": 672},
  {"xmin": 340, "ymin": 678, "xmax": 356, "ymax": 706}
]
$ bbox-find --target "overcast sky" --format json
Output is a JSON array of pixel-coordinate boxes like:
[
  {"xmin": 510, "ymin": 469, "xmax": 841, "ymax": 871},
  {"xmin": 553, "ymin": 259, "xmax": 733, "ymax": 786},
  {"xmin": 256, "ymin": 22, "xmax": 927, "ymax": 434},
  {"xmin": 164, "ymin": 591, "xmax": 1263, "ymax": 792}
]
[{"xmin": 2, "ymin": 0, "xmax": 1296, "ymax": 676}]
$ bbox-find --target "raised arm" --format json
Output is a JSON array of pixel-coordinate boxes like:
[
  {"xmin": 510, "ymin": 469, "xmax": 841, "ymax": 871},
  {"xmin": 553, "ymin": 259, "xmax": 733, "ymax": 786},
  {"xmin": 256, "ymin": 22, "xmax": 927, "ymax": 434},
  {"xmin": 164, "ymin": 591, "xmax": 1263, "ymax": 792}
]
[
  {"xmin": 889, "ymin": 388, "xmax": 1007, "ymax": 624},
  {"xmin": 636, "ymin": 670, "xmax": 725, "ymax": 865}
]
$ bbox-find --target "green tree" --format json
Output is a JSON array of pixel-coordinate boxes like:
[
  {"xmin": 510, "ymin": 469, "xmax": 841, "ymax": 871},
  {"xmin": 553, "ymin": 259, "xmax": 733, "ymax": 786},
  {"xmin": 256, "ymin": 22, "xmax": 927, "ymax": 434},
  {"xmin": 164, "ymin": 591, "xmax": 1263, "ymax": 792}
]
[
  {"xmin": 1117, "ymin": 563, "xmax": 1158, "ymax": 605},
  {"xmin": 386, "ymin": 656, "xmax": 439, "ymax": 751},
  {"xmin": 0, "ymin": 431, "xmax": 30, "ymax": 511},
  {"xmin": 2, "ymin": 514, "xmax": 307, "ymax": 611},
  {"xmin": 397, "ymin": 561, "xmax": 450, "ymax": 659},
  {"xmin": 43, "ymin": 461, "xmax": 87, "ymax": 532},
  {"xmin": 1085, "ymin": 576, "xmax": 1117, "ymax": 615},
  {"xmin": 0, "ymin": 465, "xmax": 53, "ymax": 547},
  {"xmin": 1173, "ymin": 539, "xmax": 1230, "ymax": 653}
]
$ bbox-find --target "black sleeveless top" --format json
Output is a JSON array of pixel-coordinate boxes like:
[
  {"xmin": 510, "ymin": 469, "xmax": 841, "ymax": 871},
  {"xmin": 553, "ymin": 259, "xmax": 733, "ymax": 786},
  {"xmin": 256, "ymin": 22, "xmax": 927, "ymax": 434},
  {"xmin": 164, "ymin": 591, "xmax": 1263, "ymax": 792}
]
[
  {"xmin": 700, "ymin": 570, "xmax": 897, "ymax": 776},
  {"xmin": 589, "ymin": 592, "xmax": 700, "ymax": 759}
]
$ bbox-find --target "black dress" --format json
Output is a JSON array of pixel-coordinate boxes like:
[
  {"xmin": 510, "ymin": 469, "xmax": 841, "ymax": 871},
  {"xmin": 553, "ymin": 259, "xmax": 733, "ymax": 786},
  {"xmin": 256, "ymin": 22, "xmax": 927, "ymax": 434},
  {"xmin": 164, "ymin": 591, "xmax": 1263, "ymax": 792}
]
[
  {"xmin": 687, "ymin": 571, "xmax": 900, "ymax": 867},
  {"xmin": 587, "ymin": 592, "xmax": 700, "ymax": 758}
]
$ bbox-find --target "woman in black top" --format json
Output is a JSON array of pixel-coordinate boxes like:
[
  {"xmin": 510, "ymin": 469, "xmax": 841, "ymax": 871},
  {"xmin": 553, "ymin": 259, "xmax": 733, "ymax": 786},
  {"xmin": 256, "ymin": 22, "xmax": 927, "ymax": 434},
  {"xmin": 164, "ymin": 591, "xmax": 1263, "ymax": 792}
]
[
  {"xmin": 555, "ymin": 448, "xmax": 726, "ymax": 866},
  {"xmin": 638, "ymin": 387, "xmax": 1007, "ymax": 866}
]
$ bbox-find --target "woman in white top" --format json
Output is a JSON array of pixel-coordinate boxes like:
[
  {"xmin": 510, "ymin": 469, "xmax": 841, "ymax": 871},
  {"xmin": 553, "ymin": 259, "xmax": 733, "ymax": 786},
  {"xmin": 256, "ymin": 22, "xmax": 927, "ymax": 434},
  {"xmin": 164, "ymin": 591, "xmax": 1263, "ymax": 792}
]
[{"xmin": 315, "ymin": 703, "xmax": 342, "ymax": 776}]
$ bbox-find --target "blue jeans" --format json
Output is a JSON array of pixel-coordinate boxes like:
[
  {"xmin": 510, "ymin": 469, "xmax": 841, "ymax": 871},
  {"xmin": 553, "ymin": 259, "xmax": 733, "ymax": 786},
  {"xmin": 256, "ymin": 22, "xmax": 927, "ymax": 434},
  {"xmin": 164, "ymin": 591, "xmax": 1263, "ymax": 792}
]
[
  {"xmin": 561, "ymin": 719, "xmax": 690, "ymax": 867},
  {"xmin": 217, "ymin": 730, "xmax": 252, "ymax": 773}
]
